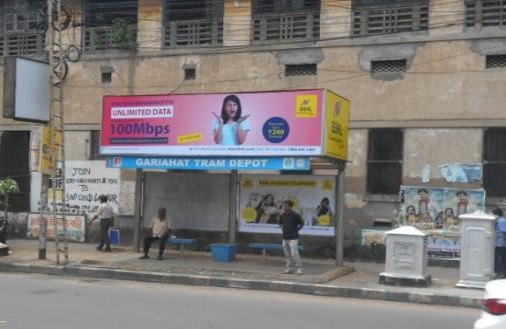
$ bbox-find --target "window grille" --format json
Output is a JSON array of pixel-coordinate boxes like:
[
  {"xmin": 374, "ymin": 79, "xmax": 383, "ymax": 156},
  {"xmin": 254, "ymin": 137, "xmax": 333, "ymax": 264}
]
[
  {"xmin": 367, "ymin": 129, "xmax": 403, "ymax": 195},
  {"xmin": 352, "ymin": 0, "xmax": 428, "ymax": 36},
  {"xmin": 163, "ymin": 0, "xmax": 224, "ymax": 47},
  {"xmin": 465, "ymin": 0, "xmax": 506, "ymax": 28},
  {"xmin": 483, "ymin": 128, "xmax": 506, "ymax": 197},
  {"xmin": 101, "ymin": 72, "xmax": 112, "ymax": 84},
  {"xmin": 84, "ymin": 0, "xmax": 138, "ymax": 27},
  {"xmin": 251, "ymin": 0, "xmax": 320, "ymax": 44},
  {"xmin": 252, "ymin": 0, "xmax": 320, "ymax": 15},
  {"xmin": 184, "ymin": 68, "xmax": 196, "ymax": 80},
  {"xmin": 371, "ymin": 59, "xmax": 407, "ymax": 73},
  {"xmin": 285, "ymin": 64, "xmax": 317, "ymax": 76},
  {"xmin": 486, "ymin": 54, "xmax": 506, "ymax": 68}
]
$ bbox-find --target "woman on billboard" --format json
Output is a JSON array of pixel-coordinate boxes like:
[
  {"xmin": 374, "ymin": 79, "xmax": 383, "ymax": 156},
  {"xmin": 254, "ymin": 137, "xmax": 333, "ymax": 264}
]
[{"xmin": 212, "ymin": 94, "xmax": 251, "ymax": 145}]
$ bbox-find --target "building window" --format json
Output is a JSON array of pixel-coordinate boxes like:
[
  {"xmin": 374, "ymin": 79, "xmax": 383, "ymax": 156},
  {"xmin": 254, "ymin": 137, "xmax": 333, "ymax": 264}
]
[
  {"xmin": 101, "ymin": 72, "xmax": 112, "ymax": 84},
  {"xmin": 0, "ymin": 131, "xmax": 30, "ymax": 211},
  {"xmin": 483, "ymin": 128, "xmax": 506, "ymax": 197},
  {"xmin": 367, "ymin": 129, "xmax": 403, "ymax": 195},
  {"xmin": 83, "ymin": 0, "xmax": 138, "ymax": 52},
  {"xmin": 184, "ymin": 68, "xmax": 196, "ymax": 80},
  {"xmin": 0, "ymin": 0, "xmax": 46, "ymax": 56},
  {"xmin": 465, "ymin": 0, "xmax": 506, "ymax": 28},
  {"xmin": 90, "ymin": 131, "xmax": 106, "ymax": 160},
  {"xmin": 163, "ymin": 0, "xmax": 224, "ymax": 47},
  {"xmin": 252, "ymin": 0, "xmax": 320, "ymax": 44},
  {"xmin": 352, "ymin": 0, "xmax": 429, "ymax": 36},
  {"xmin": 486, "ymin": 54, "xmax": 506, "ymax": 69},
  {"xmin": 371, "ymin": 59, "xmax": 407, "ymax": 73},
  {"xmin": 0, "ymin": 0, "xmax": 45, "ymax": 33},
  {"xmin": 285, "ymin": 64, "xmax": 317, "ymax": 76}
]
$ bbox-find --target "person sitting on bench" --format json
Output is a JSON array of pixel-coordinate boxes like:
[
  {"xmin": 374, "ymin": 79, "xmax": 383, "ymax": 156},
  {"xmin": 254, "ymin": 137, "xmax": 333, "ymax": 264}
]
[{"xmin": 140, "ymin": 207, "xmax": 173, "ymax": 260}]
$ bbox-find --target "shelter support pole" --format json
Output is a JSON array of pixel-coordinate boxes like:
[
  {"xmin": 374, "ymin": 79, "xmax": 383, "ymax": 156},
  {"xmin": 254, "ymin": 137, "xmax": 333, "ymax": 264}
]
[
  {"xmin": 133, "ymin": 169, "xmax": 143, "ymax": 252},
  {"xmin": 228, "ymin": 170, "xmax": 238, "ymax": 243},
  {"xmin": 335, "ymin": 167, "xmax": 345, "ymax": 266}
]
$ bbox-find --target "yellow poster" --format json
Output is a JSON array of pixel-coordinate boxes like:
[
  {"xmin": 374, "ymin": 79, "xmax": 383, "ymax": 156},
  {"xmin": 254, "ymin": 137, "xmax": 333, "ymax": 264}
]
[
  {"xmin": 39, "ymin": 127, "xmax": 62, "ymax": 175},
  {"xmin": 324, "ymin": 90, "xmax": 350, "ymax": 161}
]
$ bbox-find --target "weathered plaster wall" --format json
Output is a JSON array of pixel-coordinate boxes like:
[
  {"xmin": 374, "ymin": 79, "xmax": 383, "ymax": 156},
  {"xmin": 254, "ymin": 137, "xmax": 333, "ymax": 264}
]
[{"xmin": 403, "ymin": 128, "xmax": 483, "ymax": 185}]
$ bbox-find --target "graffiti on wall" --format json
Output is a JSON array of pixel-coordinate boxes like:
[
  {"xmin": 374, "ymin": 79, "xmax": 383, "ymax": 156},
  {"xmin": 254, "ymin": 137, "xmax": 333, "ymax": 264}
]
[{"xmin": 48, "ymin": 161, "xmax": 120, "ymax": 216}]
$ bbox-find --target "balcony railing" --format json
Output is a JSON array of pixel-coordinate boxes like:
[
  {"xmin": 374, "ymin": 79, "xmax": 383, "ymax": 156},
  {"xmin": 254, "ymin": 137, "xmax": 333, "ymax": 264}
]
[
  {"xmin": 84, "ymin": 26, "xmax": 137, "ymax": 52},
  {"xmin": 0, "ymin": 32, "xmax": 45, "ymax": 57},
  {"xmin": 466, "ymin": 0, "xmax": 506, "ymax": 28},
  {"xmin": 163, "ymin": 18, "xmax": 223, "ymax": 47},
  {"xmin": 252, "ymin": 12, "xmax": 320, "ymax": 44},
  {"xmin": 352, "ymin": 3, "xmax": 429, "ymax": 36}
]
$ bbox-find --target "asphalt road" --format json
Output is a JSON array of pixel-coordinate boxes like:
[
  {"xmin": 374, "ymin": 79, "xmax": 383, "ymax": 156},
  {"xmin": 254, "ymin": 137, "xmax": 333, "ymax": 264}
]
[{"xmin": 0, "ymin": 273, "xmax": 479, "ymax": 329}]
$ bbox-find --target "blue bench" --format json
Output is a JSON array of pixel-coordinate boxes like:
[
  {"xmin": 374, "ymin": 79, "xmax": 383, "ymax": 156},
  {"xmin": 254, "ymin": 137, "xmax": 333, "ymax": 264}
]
[
  {"xmin": 248, "ymin": 243, "xmax": 305, "ymax": 264},
  {"xmin": 166, "ymin": 238, "xmax": 197, "ymax": 258}
]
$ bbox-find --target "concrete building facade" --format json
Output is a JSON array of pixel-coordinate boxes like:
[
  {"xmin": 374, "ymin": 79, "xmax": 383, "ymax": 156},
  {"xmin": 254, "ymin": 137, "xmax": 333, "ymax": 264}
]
[{"xmin": 0, "ymin": 0, "xmax": 505, "ymax": 257}]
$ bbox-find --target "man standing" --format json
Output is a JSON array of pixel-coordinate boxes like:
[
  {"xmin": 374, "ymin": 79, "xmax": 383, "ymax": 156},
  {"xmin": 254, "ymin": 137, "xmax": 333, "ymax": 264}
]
[
  {"xmin": 140, "ymin": 207, "xmax": 172, "ymax": 260},
  {"xmin": 91, "ymin": 195, "xmax": 114, "ymax": 252},
  {"xmin": 279, "ymin": 200, "xmax": 304, "ymax": 274}
]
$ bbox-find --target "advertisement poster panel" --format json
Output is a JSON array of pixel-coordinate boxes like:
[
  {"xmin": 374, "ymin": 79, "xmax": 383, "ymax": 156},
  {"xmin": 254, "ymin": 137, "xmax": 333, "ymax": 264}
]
[
  {"xmin": 239, "ymin": 174, "xmax": 336, "ymax": 236},
  {"xmin": 27, "ymin": 213, "xmax": 85, "ymax": 242},
  {"xmin": 324, "ymin": 90, "xmax": 350, "ymax": 161},
  {"xmin": 101, "ymin": 90, "xmax": 326, "ymax": 156},
  {"xmin": 39, "ymin": 127, "xmax": 62, "ymax": 175},
  {"xmin": 399, "ymin": 185, "xmax": 486, "ymax": 259}
]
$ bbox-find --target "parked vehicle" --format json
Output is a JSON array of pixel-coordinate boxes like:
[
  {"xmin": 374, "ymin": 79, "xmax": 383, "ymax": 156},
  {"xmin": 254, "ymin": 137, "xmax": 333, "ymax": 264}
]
[{"xmin": 474, "ymin": 279, "xmax": 506, "ymax": 329}]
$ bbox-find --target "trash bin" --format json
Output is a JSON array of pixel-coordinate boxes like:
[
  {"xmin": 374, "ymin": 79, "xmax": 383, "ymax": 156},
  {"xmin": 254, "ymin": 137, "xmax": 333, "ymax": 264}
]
[
  {"xmin": 210, "ymin": 243, "xmax": 237, "ymax": 262},
  {"xmin": 108, "ymin": 228, "xmax": 120, "ymax": 245}
]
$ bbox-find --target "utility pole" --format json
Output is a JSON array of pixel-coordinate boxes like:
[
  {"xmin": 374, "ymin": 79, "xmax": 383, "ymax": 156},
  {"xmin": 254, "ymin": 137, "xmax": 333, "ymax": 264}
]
[{"xmin": 47, "ymin": 0, "xmax": 69, "ymax": 264}]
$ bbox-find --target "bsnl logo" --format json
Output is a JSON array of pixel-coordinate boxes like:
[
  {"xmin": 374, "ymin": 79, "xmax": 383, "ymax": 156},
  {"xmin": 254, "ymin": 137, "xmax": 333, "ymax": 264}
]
[{"xmin": 296, "ymin": 95, "xmax": 317, "ymax": 118}]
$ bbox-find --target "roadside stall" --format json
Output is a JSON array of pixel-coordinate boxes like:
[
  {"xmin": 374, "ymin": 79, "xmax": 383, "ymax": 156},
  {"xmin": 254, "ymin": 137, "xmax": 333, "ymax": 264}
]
[{"xmin": 100, "ymin": 89, "xmax": 350, "ymax": 264}]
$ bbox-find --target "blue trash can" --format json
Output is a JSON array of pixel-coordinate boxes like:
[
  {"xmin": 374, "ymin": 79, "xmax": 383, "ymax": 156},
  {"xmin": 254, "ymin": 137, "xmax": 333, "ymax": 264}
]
[
  {"xmin": 109, "ymin": 228, "xmax": 120, "ymax": 245},
  {"xmin": 210, "ymin": 243, "xmax": 237, "ymax": 262}
]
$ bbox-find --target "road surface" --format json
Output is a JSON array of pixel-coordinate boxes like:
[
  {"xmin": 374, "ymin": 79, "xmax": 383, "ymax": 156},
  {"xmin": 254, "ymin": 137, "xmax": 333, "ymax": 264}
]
[{"xmin": 0, "ymin": 273, "xmax": 479, "ymax": 329}]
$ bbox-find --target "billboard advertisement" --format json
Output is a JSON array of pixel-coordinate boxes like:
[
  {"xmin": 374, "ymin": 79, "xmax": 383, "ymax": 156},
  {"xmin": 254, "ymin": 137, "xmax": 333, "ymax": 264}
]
[
  {"xmin": 239, "ymin": 174, "xmax": 336, "ymax": 236},
  {"xmin": 101, "ymin": 90, "xmax": 335, "ymax": 156},
  {"xmin": 324, "ymin": 90, "xmax": 350, "ymax": 161}
]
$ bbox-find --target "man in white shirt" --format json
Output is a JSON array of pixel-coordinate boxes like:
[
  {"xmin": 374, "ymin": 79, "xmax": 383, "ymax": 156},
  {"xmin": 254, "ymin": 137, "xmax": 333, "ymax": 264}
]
[
  {"xmin": 140, "ymin": 207, "xmax": 172, "ymax": 260},
  {"xmin": 91, "ymin": 195, "xmax": 114, "ymax": 252}
]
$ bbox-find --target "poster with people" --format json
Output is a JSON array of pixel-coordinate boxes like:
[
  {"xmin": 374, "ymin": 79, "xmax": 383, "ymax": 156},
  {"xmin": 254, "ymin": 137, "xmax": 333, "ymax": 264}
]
[
  {"xmin": 399, "ymin": 186, "xmax": 486, "ymax": 259},
  {"xmin": 238, "ymin": 174, "xmax": 336, "ymax": 236}
]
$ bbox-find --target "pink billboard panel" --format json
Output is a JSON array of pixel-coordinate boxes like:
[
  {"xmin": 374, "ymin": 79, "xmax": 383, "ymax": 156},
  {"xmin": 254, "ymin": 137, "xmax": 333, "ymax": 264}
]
[{"xmin": 101, "ymin": 90, "xmax": 325, "ymax": 156}]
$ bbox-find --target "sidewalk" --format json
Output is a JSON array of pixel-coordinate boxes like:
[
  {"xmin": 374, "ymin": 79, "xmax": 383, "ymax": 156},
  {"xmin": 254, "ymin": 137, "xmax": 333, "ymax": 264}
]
[{"xmin": 0, "ymin": 239, "xmax": 485, "ymax": 308}]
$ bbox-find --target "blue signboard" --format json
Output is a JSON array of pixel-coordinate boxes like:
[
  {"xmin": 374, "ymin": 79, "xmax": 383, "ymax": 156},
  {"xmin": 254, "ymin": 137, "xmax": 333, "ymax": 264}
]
[{"xmin": 107, "ymin": 156, "xmax": 310, "ymax": 171}]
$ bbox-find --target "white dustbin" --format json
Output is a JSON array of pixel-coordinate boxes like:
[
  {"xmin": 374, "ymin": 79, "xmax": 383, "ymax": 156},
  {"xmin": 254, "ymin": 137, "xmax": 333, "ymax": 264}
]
[
  {"xmin": 379, "ymin": 226, "xmax": 431, "ymax": 287},
  {"xmin": 456, "ymin": 211, "xmax": 495, "ymax": 289}
]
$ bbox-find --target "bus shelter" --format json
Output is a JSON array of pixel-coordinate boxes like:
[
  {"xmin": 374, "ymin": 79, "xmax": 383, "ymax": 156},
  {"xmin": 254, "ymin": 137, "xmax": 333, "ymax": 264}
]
[{"xmin": 101, "ymin": 89, "xmax": 350, "ymax": 265}]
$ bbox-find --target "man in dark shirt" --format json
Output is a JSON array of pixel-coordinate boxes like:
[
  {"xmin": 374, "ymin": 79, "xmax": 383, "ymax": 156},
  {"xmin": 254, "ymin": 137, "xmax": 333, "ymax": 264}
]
[{"xmin": 279, "ymin": 200, "xmax": 304, "ymax": 274}]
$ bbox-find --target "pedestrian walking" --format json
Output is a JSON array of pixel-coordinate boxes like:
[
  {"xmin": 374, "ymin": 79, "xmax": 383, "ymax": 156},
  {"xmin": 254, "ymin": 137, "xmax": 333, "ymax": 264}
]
[
  {"xmin": 90, "ymin": 194, "xmax": 114, "ymax": 252},
  {"xmin": 278, "ymin": 200, "xmax": 304, "ymax": 274},
  {"xmin": 140, "ymin": 207, "xmax": 173, "ymax": 260},
  {"xmin": 493, "ymin": 207, "xmax": 506, "ymax": 278}
]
